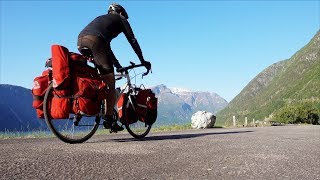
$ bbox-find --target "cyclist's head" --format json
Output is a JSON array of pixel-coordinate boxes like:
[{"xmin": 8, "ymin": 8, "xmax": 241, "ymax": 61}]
[{"xmin": 108, "ymin": 3, "xmax": 129, "ymax": 19}]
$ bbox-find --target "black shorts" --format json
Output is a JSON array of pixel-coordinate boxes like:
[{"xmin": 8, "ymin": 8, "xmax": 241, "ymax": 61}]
[{"xmin": 77, "ymin": 35, "xmax": 115, "ymax": 75}]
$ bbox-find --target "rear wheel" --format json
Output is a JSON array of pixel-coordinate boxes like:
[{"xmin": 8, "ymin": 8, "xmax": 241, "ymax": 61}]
[
  {"xmin": 122, "ymin": 92, "xmax": 152, "ymax": 139},
  {"xmin": 43, "ymin": 83, "xmax": 100, "ymax": 144}
]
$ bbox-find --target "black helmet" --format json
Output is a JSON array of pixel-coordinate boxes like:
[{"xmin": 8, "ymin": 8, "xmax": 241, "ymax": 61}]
[{"xmin": 108, "ymin": 3, "xmax": 129, "ymax": 19}]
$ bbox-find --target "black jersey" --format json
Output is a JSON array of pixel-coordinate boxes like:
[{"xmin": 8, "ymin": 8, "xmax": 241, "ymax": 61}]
[{"xmin": 79, "ymin": 13, "xmax": 144, "ymax": 61}]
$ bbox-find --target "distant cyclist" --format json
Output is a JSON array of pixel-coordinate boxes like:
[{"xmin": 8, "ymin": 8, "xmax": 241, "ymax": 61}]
[{"xmin": 77, "ymin": 3, "xmax": 151, "ymax": 132}]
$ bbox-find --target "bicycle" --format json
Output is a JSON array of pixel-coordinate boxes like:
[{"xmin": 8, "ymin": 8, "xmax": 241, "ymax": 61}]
[{"xmin": 43, "ymin": 50, "xmax": 153, "ymax": 144}]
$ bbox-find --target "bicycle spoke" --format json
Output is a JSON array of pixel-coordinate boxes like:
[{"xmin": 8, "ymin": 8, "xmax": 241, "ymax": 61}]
[
  {"xmin": 43, "ymin": 83, "xmax": 100, "ymax": 144},
  {"xmin": 70, "ymin": 125, "xmax": 74, "ymax": 139}
]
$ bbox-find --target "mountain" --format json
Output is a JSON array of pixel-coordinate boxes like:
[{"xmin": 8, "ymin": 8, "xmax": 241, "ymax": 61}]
[
  {"xmin": 151, "ymin": 84, "xmax": 228, "ymax": 125},
  {"xmin": 0, "ymin": 84, "xmax": 46, "ymax": 132},
  {"xmin": 217, "ymin": 30, "xmax": 320, "ymax": 125}
]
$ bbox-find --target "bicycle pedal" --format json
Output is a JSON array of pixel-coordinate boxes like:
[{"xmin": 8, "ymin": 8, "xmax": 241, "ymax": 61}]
[{"xmin": 109, "ymin": 129, "xmax": 118, "ymax": 134}]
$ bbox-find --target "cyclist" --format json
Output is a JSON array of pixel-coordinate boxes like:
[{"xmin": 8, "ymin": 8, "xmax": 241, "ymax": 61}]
[{"xmin": 77, "ymin": 3, "xmax": 151, "ymax": 132}]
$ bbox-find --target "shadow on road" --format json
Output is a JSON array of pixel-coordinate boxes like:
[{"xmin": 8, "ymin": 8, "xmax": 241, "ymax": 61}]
[{"xmin": 111, "ymin": 130, "xmax": 254, "ymax": 142}]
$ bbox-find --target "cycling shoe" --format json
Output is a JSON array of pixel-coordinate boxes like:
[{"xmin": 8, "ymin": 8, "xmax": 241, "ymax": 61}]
[{"xmin": 103, "ymin": 120, "xmax": 124, "ymax": 133}]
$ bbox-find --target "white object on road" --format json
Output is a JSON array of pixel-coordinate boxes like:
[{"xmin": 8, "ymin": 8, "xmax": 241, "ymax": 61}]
[{"xmin": 191, "ymin": 111, "xmax": 216, "ymax": 129}]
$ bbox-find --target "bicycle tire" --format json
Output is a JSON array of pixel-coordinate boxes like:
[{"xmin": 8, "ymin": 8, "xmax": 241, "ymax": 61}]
[
  {"xmin": 122, "ymin": 91, "xmax": 152, "ymax": 139},
  {"xmin": 43, "ymin": 83, "xmax": 100, "ymax": 144}
]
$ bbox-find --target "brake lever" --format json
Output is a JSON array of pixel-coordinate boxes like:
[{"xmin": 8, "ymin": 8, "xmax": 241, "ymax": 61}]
[{"xmin": 142, "ymin": 69, "xmax": 151, "ymax": 79}]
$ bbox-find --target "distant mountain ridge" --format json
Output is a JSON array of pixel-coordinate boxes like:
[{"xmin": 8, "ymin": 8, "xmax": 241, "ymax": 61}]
[
  {"xmin": 0, "ymin": 84, "xmax": 46, "ymax": 131},
  {"xmin": 151, "ymin": 84, "xmax": 228, "ymax": 125},
  {"xmin": 217, "ymin": 30, "xmax": 320, "ymax": 125}
]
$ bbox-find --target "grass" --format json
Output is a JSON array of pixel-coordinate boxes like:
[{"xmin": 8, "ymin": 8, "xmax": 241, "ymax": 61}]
[
  {"xmin": 152, "ymin": 123, "xmax": 193, "ymax": 132},
  {"xmin": 0, "ymin": 130, "xmax": 54, "ymax": 139},
  {"xmin": 152, "ymin": 124, "xmax": 224, "ymax": 132}
]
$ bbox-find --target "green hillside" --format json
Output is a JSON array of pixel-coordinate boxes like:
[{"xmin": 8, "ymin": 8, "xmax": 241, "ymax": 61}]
[{"xmin": 217, "ymin": 30, "xmax": 320, "ymax": 125}]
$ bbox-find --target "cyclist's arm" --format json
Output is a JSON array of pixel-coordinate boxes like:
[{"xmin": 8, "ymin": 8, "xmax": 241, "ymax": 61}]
[{"xmin": 120, "ymin": 17, "xmax": 145, "ymax": 62}]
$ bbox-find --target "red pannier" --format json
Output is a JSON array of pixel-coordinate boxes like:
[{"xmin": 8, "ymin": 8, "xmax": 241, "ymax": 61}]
[
  {"xmin": 117, "ymin": 93, "xmax": 138, "ymax": 125},
  {"xmin": 44, "ymin": 52, "xmax": 87, "ymax": 68},
  {"xmin": 69, "ymin": 52, "xmax": 84, "ymax": 61},
  {"xmin": 51, "ymin": 45, "xmax": 70, "ymax": 89},
  {"xmin": 71, "ymin": 64, "xmax": 108, "ymax": 116},
  {"xmin": 117, "ymin": 93, "xmax": 125, "ymax": 119},
  {"xmin": 135, "ymin": 89, "xmax": 158, "ymax": 125},
  {"xmin": 69, "ymin": 52, "xmax": 88, "ymax": 66},
  {"xmin": 32, "ymin": 70, "xmax": 50, "ymax": 118},
  {"xmin": 33, "ymin": 45, "xmax": 107, "ymax": 119},
  {"xmin": 49, "ymin": 89, "xmax": 71, "ymax": 119}
]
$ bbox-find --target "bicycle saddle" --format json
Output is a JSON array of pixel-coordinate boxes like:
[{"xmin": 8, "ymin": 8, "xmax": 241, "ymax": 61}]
[{"xmin": 79, "ymin": 47, "xmax": 93, "ymax": 59}]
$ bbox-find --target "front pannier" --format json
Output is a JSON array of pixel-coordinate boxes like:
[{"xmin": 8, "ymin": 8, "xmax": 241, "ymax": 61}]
[
  {"xmin": 117, "ymin": 93, "xmax": 126, "ymax": 120},
  {"xmin": 117, "ymin": 93, "xmax": 138, "ymax": 125},
  {"xmin": 135, "ymin": 89, "xmax": 158, "ymax": 125}
]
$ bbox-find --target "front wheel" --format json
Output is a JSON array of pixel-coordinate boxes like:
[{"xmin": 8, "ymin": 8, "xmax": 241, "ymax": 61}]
[
  {"xmin": 43, "ymin": 83, "xmax": 100, "ymax": 144},
  {"xmin": 122, "ymin": 92, "xmax": 152, "ymax": 139}
]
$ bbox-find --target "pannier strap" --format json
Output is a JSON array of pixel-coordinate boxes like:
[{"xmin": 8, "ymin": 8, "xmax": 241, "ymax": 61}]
[
  {"xmin": 53, "ymin": 94, "xmax": 75, "ymax": 99},
  {"xmin": 33, "ymin": 95, "xmax": 43, "ymax": 100},
  {"xmin": 53, "ymin": 94, "xmax": 98, "ymax": 99},
  {"xmin": 137, "ymin": 103, "xmax": 147, "ymax": 109}
]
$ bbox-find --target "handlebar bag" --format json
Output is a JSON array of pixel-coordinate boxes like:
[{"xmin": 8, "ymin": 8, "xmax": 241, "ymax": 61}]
[
  {"xmin": 135, "ymin": 89, "xmax": 158, "ymax": 125},
  {"xmin": 51, "ymin": 45, "xmax": 70, "ymax": 89},
  {"xmin": 32, "ymin": 69, "xmax": 50, "ymax": 118}
]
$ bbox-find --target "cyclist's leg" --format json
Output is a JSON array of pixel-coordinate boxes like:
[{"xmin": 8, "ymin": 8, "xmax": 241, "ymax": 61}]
[
  {"xmin": 100, "ymin": 46, "xmax": 118, "ymax": 117},
  {"xmin": 78, "ymin": 36, "xmax": 123, "ymax": 131},
  {"xmin": 100, "ymin": 75, "xmax": 124, "ymax": 132},
  {"xmin": 89, "ymin": 40, "xmax": 115, "ymax": 117},
  {"xmin": 100, "ymin": 73, "xmax": 116, "ymax": 116},
  {"xmin": 78, "ymin": 35, "xmax": 114, "ymax": 110}
]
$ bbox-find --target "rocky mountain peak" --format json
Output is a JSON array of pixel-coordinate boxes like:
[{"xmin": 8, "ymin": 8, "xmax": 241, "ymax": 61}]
[{"xmin": 150, "ymin": 84, "xmax": 228, "ymax": 125}]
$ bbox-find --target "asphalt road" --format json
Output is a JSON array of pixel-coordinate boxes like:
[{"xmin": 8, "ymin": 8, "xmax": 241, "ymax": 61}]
[{"xmin": 0, "ymin": 125, "xmax": 319, "ymax": 180}]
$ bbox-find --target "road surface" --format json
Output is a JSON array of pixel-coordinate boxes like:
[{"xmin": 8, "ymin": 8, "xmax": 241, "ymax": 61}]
[{"xmin": 0, "ymin": 125, "xmax": 319, "ymax": 179}]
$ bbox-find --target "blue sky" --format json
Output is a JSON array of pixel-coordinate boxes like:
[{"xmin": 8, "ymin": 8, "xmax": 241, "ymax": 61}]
[{"xmin": 1, "ymin": 1, "xmax": 319, "ymax": 101}]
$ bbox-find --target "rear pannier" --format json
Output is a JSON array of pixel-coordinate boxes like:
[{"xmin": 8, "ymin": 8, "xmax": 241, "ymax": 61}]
[
  {"xmin": 48, "ymin": 45, "xmax": 72, "ymax": 119},
  {"xmin": 51, "ymin": 45, "xmax": 70, "ymax": 89},
  {"xmin": 32, "ymin": 70, "xmax": 50, "ymax": 118},
  {"xmin": 49, "ymin": 89, "xmax": 71, "ymax": 119},
  {"xmin": 69, "ymin": 52, "xmax": 87, "ymax": 66},
  {"xmin": 71, "ymin": 64, "xmax": 108, "ymax": 116},
  {"xmin": 32, "ymin": 44, "xmax": 109, "ymax": 119}
]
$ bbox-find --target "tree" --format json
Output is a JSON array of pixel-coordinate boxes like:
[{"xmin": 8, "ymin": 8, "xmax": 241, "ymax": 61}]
[{"xmin": 273, "ymin": 102, "xmax": 319, "ymax": 124}]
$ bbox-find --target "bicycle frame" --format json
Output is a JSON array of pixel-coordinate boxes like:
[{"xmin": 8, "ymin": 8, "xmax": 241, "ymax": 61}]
[
  {"xmin": 115, "ymin": 73, "xmax": 131, "ymax": 94},
  {"xmin": 114, "ymin": 72, "xmax": 137, "ymax": 111},
  {"xmin": 113, "ymin": 69, "xmax": 153, "ymax": 139},
  {"xmin": 99, "ymin": 61, "xmax": 147, "ymax": 117}
]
